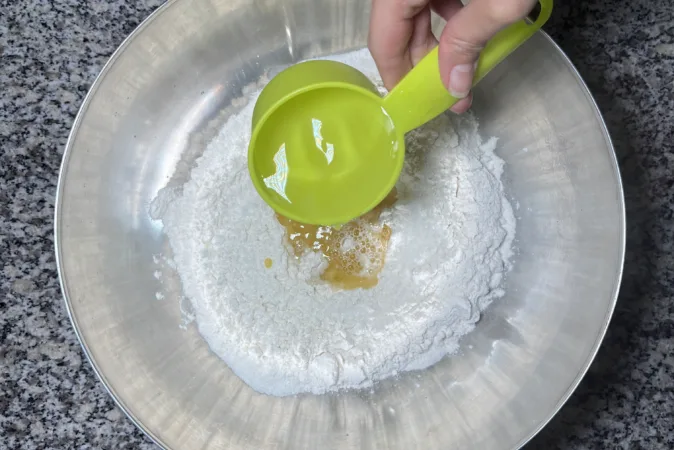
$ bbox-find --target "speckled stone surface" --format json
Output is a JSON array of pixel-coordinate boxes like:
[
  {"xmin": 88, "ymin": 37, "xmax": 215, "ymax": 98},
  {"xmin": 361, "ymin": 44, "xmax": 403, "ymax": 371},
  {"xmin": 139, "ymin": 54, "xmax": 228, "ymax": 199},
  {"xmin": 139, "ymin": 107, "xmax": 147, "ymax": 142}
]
[{"xmin": 1, "ymin": 0, "xmax": 672, "ymax": 448}]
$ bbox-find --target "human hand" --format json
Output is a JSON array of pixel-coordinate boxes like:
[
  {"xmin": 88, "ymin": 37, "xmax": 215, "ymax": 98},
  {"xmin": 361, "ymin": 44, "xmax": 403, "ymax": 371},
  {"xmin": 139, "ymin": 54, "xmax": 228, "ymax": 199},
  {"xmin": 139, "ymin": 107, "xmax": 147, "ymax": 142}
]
[{"xmin": 368, "ymin": 0, "xmax": 537, "ymax": 113}]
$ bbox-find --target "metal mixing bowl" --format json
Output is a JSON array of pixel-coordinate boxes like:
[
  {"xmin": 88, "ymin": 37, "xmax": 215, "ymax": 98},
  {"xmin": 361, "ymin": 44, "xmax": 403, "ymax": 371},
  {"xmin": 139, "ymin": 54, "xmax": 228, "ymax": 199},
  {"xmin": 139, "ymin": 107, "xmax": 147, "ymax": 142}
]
[{"xmin": 55, "ymin": 0, "xmax": 625, "ymax": 448}]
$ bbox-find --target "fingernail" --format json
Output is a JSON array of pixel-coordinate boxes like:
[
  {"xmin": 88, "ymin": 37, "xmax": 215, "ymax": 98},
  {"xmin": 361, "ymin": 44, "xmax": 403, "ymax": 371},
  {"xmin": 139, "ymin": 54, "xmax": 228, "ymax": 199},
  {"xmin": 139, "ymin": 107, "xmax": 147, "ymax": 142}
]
[{"xmin": 449, "ymin": 63, "xmax": 475, "ymax": 99}]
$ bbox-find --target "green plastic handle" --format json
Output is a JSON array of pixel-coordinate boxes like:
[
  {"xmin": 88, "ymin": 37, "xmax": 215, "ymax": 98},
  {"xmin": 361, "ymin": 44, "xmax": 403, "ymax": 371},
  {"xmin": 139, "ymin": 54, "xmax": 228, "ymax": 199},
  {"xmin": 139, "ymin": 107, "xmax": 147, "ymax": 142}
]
[{"xmin": 382, "ymin": 0, "xmax": 553, "ymax": 133}]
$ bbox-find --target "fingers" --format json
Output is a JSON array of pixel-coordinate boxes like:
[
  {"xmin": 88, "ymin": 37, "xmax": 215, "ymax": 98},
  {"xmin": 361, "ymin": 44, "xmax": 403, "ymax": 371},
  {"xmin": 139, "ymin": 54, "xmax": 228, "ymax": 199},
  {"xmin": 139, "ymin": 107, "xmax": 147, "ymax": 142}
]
[
  {"xmin": 438, "ymin": 0, "xmax": 536, "ymax": 98},
  {"xmin": 430, "ymin": 0, "xmax": 463, "ymax": 22},
  {"xmin": 369, "ymin": 0, "xmax": 536, "ymax": 115},
  {"xmin": 408, "ymin": 6, "xmax": 439, "ymax": 66},
  {"xmin": 369, "ymin": 0, "xmax": 435, "ymax": 89},
  {"xmin": 450, "ymin": 93, "xmax": 472, "ymax": 114}
]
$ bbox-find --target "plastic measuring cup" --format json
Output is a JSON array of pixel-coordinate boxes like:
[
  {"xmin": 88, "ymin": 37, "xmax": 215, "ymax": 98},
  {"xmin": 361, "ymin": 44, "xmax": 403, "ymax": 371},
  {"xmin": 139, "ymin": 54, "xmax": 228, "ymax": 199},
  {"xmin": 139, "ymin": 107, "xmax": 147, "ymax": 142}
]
[{"xmin": 248, "ymin": 0, "xmax": 552, "ymax": 226}]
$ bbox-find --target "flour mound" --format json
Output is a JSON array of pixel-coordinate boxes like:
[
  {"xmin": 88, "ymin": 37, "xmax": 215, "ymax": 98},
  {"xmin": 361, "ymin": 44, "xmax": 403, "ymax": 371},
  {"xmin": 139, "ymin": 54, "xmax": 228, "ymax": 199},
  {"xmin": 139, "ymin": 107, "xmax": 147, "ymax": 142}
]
[{"xmin": 155, "ymin": 49, "xmax": 516, "ymax": 396}]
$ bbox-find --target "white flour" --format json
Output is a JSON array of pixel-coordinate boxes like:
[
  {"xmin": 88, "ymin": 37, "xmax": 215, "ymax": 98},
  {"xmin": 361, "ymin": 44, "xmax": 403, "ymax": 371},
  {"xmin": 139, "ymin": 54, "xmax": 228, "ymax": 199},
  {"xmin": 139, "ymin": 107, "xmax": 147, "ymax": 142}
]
[{"xmin": 154, "ymin": 49, "xmax": 516, "ymax": 397}]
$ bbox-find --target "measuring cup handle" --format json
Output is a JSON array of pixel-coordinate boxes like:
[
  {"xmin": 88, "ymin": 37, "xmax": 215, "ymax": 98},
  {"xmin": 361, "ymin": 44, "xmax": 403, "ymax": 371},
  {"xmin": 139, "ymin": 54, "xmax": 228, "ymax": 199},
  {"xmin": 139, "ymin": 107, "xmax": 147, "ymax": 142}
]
[{"xmin": 382, "ymin": 0, "xmax": 553, "ymax": 134}]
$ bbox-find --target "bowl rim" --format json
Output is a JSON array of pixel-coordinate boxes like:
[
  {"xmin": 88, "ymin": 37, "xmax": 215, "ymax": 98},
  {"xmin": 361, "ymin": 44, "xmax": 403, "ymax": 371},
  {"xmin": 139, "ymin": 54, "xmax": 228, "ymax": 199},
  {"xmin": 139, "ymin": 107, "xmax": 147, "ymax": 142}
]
[{"xmin": 54, "ymin": 1, "xmax": 626, "ymax": 448}]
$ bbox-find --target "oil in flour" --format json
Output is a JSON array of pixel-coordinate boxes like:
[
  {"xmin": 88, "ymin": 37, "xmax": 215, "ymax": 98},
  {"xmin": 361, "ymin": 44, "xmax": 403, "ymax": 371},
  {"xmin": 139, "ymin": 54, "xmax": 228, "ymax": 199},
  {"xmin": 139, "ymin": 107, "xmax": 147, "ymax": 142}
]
[{"xmin": 276, "ymin": 189, "xmax": 397, "ymax": 289}]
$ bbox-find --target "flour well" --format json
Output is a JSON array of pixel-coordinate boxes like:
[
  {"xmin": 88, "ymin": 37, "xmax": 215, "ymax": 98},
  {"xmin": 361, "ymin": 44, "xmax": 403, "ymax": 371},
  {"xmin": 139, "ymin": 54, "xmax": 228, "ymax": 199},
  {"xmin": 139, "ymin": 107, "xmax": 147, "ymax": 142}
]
[{"xmin": 154, "ymin": 49, "xmax": 516, "ymax": 397}]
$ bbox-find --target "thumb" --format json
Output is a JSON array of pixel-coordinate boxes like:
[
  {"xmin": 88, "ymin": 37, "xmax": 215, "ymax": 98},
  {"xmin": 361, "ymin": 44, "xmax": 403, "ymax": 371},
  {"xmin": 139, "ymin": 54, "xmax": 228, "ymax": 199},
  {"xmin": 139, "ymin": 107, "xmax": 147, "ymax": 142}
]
[{"xmin": 438, "ymin": 0, "xmax": 535, "ymax": 109}]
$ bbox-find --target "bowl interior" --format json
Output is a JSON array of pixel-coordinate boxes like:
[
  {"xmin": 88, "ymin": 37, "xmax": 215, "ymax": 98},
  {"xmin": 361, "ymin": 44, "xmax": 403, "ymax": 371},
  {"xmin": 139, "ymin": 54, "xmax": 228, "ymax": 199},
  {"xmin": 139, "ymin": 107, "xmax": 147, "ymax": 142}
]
[{"xmin": 56, "ymin": 0, "xmax": 624, "ymax": 449}]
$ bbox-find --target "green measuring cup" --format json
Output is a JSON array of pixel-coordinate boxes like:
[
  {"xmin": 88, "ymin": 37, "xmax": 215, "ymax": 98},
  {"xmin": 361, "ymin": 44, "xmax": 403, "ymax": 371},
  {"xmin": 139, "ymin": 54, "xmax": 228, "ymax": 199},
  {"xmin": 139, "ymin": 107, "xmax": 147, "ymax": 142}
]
[{"xmin": 248, "ymin": 0, "xmax": 552, "ymax": 226}]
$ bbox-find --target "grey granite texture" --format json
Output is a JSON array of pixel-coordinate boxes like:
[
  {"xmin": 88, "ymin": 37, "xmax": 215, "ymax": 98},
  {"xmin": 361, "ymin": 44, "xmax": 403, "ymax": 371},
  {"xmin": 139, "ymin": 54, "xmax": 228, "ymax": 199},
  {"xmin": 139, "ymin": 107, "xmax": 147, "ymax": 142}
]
[{"xmin": 0, "ymin": 0, "xmax": 672, "ymax": 448}]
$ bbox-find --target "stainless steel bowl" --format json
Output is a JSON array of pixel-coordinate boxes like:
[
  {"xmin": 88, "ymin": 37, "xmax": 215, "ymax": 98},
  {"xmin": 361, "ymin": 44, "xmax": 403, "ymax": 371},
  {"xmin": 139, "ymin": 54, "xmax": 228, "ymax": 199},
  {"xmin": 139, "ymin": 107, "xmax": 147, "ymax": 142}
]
[{"xmin": 55, "ymin": 0, "xmax": 625, "ymax": 448}]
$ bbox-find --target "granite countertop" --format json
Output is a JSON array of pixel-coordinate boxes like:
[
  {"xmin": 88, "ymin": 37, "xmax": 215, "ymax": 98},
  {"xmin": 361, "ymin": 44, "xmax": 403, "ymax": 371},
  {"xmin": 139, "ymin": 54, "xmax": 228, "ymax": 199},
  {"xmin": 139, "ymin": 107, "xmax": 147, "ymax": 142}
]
[{"xmin": 1, "ymin": 0, "xmax": 672, "ymax": 448}]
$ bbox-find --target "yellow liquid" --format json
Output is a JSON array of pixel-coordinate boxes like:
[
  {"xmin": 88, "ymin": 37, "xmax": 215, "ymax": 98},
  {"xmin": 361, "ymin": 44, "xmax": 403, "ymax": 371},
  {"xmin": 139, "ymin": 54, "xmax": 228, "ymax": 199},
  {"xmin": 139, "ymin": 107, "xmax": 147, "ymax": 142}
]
[
  {"xmin": 277, "ymin": 189, "xmax": 397, "ymax": 290},
  {"xmin": 253, "ymin": 88, "xmax": 399, "ymax": 224}
]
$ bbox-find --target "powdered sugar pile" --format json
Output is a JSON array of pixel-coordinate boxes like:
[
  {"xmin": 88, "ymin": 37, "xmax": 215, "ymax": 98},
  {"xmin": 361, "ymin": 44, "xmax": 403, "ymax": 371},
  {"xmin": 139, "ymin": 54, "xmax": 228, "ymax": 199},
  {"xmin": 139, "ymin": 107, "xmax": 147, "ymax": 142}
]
[{"xmin": 152, "ymin": 49, "xmax": 516, "ymax": 397}]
